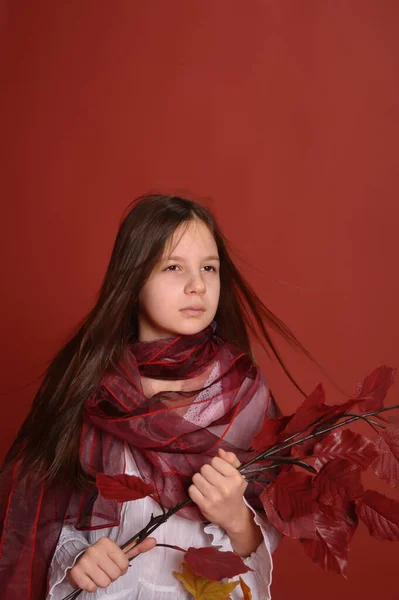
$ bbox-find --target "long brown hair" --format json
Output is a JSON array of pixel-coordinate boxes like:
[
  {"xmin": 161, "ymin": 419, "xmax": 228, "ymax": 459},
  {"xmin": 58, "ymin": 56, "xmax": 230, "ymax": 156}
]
[{"xmin": 2, "ymin": 194, "xmax": 314, "ymax": 489}]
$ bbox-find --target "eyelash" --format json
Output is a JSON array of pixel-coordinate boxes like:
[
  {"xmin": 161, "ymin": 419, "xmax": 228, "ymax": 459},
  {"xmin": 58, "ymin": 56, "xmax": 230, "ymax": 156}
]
[{"xmin": 164, "ymin": 265, "xmax": 218, "ymax": 273}]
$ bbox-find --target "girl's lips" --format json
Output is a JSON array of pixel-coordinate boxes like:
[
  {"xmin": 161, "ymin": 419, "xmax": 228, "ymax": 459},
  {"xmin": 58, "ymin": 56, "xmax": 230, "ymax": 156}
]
[{"xmin": 180, "ymin": 308, "xmax": 205, "ymax": 316}]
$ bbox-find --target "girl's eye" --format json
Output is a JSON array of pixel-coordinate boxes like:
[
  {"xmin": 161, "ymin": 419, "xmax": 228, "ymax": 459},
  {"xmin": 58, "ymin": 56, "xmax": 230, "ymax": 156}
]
[
  {"xmin": 164, "ymin": 265, "xmax": 218, "ymax": 272},
  {"xmin": 203, "ymin": 265, "xmax": 218, "ymax": 272}
]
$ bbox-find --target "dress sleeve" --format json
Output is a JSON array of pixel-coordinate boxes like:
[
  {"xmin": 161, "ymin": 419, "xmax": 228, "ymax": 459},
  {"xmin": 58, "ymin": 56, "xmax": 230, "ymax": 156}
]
[
  {"xmin": 203, "ymin": 499, "xmax": 280, "ymax": 600},
  {"xmin": 46, "ymin": 525, "xmax": 90, "ymax": 599}
]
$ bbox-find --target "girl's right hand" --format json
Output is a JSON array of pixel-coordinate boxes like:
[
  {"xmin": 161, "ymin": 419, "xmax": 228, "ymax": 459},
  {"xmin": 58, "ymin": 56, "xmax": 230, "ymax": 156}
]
[{"xmin": 66, "ymin": 536, "xmax": 156, "ymax": 593}]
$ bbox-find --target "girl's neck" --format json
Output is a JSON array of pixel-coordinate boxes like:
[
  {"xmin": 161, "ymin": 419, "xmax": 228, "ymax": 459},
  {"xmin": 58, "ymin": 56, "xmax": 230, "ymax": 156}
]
[
  {"xmin": 139, "ymin": 360, "xmax": 215, "ymax": 401},
  {"xmin": 139, "ymin": 375, "xmax": 184, "ymax": 399}
]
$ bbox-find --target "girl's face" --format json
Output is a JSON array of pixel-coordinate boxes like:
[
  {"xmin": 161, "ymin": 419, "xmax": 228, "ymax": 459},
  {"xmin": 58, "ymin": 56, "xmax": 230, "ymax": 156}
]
[{"xmin": 137, "ymin": 219, "xmax": 220, "ymax": 341}]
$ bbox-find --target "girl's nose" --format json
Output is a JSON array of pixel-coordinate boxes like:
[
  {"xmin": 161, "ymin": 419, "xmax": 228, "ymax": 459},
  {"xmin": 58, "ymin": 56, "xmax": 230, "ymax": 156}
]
[{"xmin": 185, "ymin": 273, "xmax": 206, "ymax": 294}]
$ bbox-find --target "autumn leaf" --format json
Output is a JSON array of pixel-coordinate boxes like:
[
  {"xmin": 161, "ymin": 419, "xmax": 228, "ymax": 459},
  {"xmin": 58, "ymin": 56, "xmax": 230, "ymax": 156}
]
[
  {"xmin": 371, "ymin": 427, "xmax": 399, "ymax": 487},
  {"xmin": 282, "ymin": 384, "xmax": 329, "ymax": 436},
  {"xmin": 353, "ymin": 366, "xmax": 396, "ymax": 413},
  {"xmin": 283, "ymin": 385, "xmax": 354, "ymax": 439},
  {"xmin": 312, "ymin": 458, "xmax": 364, "ymax": 508},
  {"xmin": 251, "ymin": 415, "xmax": 292, "ymax": 450},
  {"xmin": 265, "ymin": 470, "xmax": 316, "ymax": 521},
  {"xmin": 96, "ymin": 473, "xmax": 155, "ymax": 502},
  {"xmin": 239, "ymin": 576, "xmax": 252, "ymax": 599},
  {"xmin": 313, "ymin": 429, "xmax": 378, "ymax": 471},
  {"xmin": 184, "ymin": 546, "xmax": 252, "ymax": 581},
  {"xmin": 292, "ymin": 436, "xmax": 322, "ymax": 459},
  {"xmin": 355, "ymin": 489, "xmax": 399, "ymax": 541},
  {"xmin": 291, "ymin": 399, "xmax": 355, "ymax": 459},
  {"xmin": 300, "ymin": 504, "xmax": 357, "ymax": 577},
  {"xmin": 173, "ymin": 562, "xmax": 239, "ymax": 599},
  {"xmin": 260, "ymin": 486, "xmax": 317, "ymax": 539}
]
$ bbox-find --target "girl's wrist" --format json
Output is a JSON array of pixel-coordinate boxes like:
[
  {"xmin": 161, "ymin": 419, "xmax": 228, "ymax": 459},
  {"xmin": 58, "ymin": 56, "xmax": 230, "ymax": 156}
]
[
  {"xmin": 224, "ymin": 504, "xmax": 263, "ymax": 557},
  {"xmin": 224, "ymin": 503, "xmax": 253, "ymax": 536}
]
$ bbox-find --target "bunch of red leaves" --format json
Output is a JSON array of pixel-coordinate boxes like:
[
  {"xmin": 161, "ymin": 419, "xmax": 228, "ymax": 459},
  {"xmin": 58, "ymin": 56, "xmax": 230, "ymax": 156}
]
[{"xmin": 248, "ymin": 365, "xmax": 399, "ymax": 577}]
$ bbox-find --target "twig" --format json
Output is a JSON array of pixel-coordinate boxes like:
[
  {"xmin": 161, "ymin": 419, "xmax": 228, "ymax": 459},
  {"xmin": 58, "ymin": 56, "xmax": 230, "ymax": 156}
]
[{"xmin": 241, "ymin": 457, "xmax": 317, "ymax": 476}]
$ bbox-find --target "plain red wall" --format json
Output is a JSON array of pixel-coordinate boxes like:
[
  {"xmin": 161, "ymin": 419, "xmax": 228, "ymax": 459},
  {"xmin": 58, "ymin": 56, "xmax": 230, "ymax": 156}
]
[{"xmin": 1, "ymin": 1, "xmax": 399, "ymax": 598}]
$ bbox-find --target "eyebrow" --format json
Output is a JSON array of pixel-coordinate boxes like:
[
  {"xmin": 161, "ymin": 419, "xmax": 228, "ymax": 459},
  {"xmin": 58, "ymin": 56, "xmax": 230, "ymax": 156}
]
[{"xmin": 165, "ymin": 255, "xmax": 220, "ymax": 262}]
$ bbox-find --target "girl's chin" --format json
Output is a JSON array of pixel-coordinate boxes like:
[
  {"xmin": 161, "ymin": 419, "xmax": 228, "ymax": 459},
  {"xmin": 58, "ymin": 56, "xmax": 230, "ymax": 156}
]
[
  {"xmin": 171, "ymin": 315, "xmax": 210, "ymax": 333},
  {"xmin": 138, "ymin": 311, "xmax": 215, "ymax": 341}
]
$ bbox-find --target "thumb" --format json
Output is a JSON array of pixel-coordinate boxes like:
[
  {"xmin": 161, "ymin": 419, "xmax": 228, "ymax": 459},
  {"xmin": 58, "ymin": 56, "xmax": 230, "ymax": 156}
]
[{"xmin": 218, "ymin": 447, "xmax": 241, "ymax": 468}]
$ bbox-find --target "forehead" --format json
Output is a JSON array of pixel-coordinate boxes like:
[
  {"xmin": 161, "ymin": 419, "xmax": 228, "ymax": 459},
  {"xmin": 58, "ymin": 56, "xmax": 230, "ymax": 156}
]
[{"xmin": 164, "ymin": 220, "xmax": 218, "ymax": 256}]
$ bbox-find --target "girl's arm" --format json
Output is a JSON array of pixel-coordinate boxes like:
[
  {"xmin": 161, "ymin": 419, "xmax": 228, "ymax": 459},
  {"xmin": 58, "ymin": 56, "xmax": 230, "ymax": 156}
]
[
  {"xmin": 188, "ymin": 448, "xmax": 263, "ymax": 557},
  {"xmin": 47, "ymin": 523, "xmax": 155, "ymax": 598},
  {"xmin": 203, "ymin": 499, "xmax": 278, "ymax": 600},
  {"xmin": 47, "ymin": 525, "xmax": 91, "ymax": 598},
  {"xmin": 222, "ymin": 502, "xmax": 264, "ymax": 557},
  {"xmin": 66, "ymin": 536, "xmax": 155, "ymax": 592}
]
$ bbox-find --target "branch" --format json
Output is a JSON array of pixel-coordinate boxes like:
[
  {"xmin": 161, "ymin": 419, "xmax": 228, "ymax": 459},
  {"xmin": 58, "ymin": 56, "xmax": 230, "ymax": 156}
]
[
  {"xmin": 241, "ymin": 456, "xmax": 317, "ymax": 476},
  {"xmin": 239, "ymin": 404, "xmax": 399, "ymax": 472}
]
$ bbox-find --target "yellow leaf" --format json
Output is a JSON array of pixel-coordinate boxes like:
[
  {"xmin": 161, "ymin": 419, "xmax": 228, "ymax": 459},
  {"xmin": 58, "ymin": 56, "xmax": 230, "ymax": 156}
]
[
  {"xmin": 173, "ymin": 562, "xmax": 239, "ymax": 600},
  {"xmin": 239, "ymin": 576, "xmax": 252, "ymax": 600}
]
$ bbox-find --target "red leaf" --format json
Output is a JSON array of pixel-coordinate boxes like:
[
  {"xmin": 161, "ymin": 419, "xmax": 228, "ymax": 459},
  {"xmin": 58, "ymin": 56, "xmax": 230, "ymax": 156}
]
[
  {"xmin": 292, "ymin": 436, "xmax": 323, "ymax": 459},
  {"xmin": 251, "ymin": 415, "xmax": 292, "ymax": 450},
  {"xmin": 266, "ymin": 470, "xmax": 316, "ymax": 520},
  {"xmin": 283, "ymin": 386, "xmax": 354, "ymax": 440},
  {"xmin": 260, "ymin": 486, "xmax": 317, "ymax": 539},
  {"xmin": 292, "ymin": 399, "xmax": 357, "ymax": 459},
  {"xmin": 96, "ymin": 473, "xmax": 155, "ymax": 502},
  {"xmin": 300, "ymin": 505, "xmax": 357, "ymax": 577},
  {"xmin": 353, "ymin": 366, "xmax": 396, "ymax": 413},
  {"xmin": 312, "ymin": 459, "xmax": 363, "ymax": 508},
  {"xmin": 283, "ymin": 384, "xmax": 329, "ymax": 436},
  {"xmin": 355, "ymin": 489, "xmax": 399, "ymax": 541},
  {"xmin": 371, "ymin": 427, "xmax": 399, "ymax": 487},
  {"xmin": 184, "ymin": 546, "xmax": 252, "ymax": 581},
  {"xmin": 313, "ymin": 430, "xmax": 378, "ymax": 471}
]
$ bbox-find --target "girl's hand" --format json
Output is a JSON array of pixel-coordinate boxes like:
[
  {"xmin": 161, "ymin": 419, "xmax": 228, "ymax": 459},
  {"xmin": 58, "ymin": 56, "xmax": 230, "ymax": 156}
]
[
  {"xmin": 66, "ymin": 536, "xmax": 156, "ymax": 593},
  {"xmin": 188, "ymin": 448, "xmax": 249, "ymax": 533}
]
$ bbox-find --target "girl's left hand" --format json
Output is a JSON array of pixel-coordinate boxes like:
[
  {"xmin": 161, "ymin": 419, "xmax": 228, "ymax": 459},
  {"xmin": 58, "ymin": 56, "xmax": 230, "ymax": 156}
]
[{"xmin": 188, "ymin": 448, "xmax": 249, "ymax": 533}]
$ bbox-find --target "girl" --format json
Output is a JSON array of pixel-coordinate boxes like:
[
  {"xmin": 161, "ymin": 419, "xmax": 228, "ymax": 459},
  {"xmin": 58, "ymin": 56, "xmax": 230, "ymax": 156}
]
[{"xmin": 0, "ymin": 194, "xmax": 311, "ymax": 600}]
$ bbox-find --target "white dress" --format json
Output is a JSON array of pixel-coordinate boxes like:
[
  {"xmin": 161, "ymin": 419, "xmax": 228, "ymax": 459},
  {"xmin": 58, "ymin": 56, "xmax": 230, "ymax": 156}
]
[{"xmin": 47, "ymin": 365, "xmax": 279, "ymax": 600}]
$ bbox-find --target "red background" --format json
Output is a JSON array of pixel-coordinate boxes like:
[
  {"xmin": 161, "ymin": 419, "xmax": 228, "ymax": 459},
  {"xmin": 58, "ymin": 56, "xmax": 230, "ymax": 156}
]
[{"xmin": 1, "ymin": 1, "xmax": 399, "ymax": 598}]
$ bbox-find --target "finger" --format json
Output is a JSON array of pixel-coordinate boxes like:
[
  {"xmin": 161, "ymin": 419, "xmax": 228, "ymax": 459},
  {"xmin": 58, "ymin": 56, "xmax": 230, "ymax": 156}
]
[
  {"xmin": 70, "ymin": 572, "xmax": 98, "ymax": 593},
  {"xmin": 83, "ymin": 564, "xmax": 112, "ymax": 589},
  {"xmin": 218, "ymin": 448, "xmax": 241, "ymax": 468},
  {"xmin": 98, "ymin": 552, "xmax": 127, "ymax": 580},
  {"xmin": 188, "ymin": 483, "xmax": 206, "ymax": 508},
  {"xmin": 192, "ymin": 472, "xmax": 217, "ymax": 497},
  {"xmin": 199, "ymin": 462, "xmax": 229, "ymax": 486},
  {"xmin": 125, "ymin": 537, "xmax": 156, "ymax": 560},
  {"xmin": 209, "ymin": 456, "xmax": 240, "ymax": 478},
  {"xmin": 211, "ymin": 456, "xmax": 247, "ymax": 489},
  {"xmin": 107, "ymin": 548, "xmax": 129, "ymax": 575}
]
